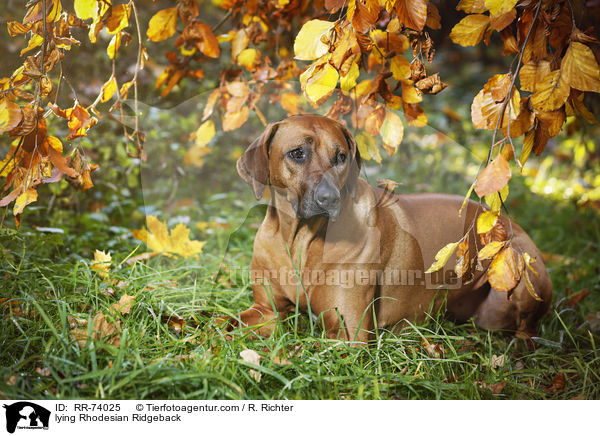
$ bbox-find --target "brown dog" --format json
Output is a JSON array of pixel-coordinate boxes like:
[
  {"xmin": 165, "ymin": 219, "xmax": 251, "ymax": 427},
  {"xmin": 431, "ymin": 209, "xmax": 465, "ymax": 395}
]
[{"xmin": 228, "ymin": 114, "xmax": 552, "ymax": 342}]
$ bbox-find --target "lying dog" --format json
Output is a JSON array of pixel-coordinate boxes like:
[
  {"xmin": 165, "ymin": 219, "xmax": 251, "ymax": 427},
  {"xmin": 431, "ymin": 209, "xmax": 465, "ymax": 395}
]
[{"xmin": 225, "ymin": 114, "xmax": 552, "ymax": 341}]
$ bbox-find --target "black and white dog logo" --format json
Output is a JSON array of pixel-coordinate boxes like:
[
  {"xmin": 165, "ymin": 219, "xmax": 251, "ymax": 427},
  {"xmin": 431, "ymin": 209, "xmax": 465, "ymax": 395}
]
[{"xmin": 3, "ymin": 402, "xmax": 50, "ymax": 433}]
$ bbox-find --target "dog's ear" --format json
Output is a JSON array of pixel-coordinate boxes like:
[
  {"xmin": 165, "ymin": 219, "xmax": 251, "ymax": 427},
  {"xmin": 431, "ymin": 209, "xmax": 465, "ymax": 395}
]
[
  {"xmin": 236, "ymin": 122, "xmax": 280, "ymax": 199},
  {"xmin": 339, "ymin": 122, "xmax": 362, "ymax": 199}
]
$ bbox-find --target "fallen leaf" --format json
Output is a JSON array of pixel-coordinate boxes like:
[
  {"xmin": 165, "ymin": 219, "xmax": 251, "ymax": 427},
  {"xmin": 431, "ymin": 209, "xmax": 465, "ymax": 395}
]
[
  {"xmin": 490, "ymin": 354, "xmax": 505, "ymax": 368},
  {"xmin": 113, "ymin": 294, "xmax": 135, "ymax": 315},
  {"xmin": 133, "ymin": 216, "xmax": 205, "ymax": 258},
  {"xmin": 487, "ymin": 381, "xmax": 507, "ymax": 394},
  {"xmin": 240, "ymin": 349, "xmax": 262, "ymax": 382},
  {"xmin": 548, "ymin": 373, "xmax": 566, "ymax": 392},
  {"xmin": 71, "ymin": 312, "xmax": 121, "ymax": 347},
  {"xmin": 421, "ymin": 337, "xmax": 444, "ymax": 358},
  {"xmin": 567, "ymin": 288, "xmax": 589, "ymax": 307},
  {"xmin": 91, "ymin": 250, "xmax": 111, "ymax": 279}
]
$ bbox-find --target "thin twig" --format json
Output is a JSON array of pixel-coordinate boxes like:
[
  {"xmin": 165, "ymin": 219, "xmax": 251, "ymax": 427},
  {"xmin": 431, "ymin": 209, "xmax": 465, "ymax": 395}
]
[
  {"xmin": 487, "ymin": 0, "xmax": 543, "ymax": 166},
  {"xmin": 130, "ymin": 0, "xmax": 144, "ymax": 157},
  {"xmin": 212, "ymin": 9, "xmax": 232, "ymax": 33}
]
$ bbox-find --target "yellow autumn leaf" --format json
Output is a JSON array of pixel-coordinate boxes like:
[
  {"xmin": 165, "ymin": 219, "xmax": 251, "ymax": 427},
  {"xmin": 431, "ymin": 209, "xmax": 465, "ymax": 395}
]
[
  {"xmin": 134, "ymin": 216, "xmax": 205, "ymax": 258},
  {"xmin": 91, "ymin": 249, "xmax": 111, "ymax": 278},
  {"xmin": 523, "ymin": 252, "xmax": 539, "ymax": 276},
  {"xmin": 294, "ymin": 19, "xmax": 334, "ymax": 61},
  {"xmin": 0, "ymin": 98, "xmax": 22, "ymax": 135},
  {"xmin": 426, "ymin": 241, "xmax": 460, "ymax": 274},
  {"xmin": 355, "ymin": 131, "xmax": 382, "ymax": 163},
  {"xmin": 195, "ymin": 120, "xmax": 215, "ymax": 147},
  {"xmin": 390, "ymin": 56, "xmax": 411, "ymax": 80},
  {"xmin": 0, "ymin": 147, "xmax": 17, "ymax": 177},
  {"xmin": 380, "ymin": 111, "xmax": 404, "ymax": 149},
  {"xmin": 519, "ymin": 128, "xmax": 534, "ymax": 165},
  {"xmin": 484, "ymin": 183, "xmax": 508, "ymax": 212},
  {"xmin": 454, "ymin": 238, "xmax": 470, "ymax": 279},
  {"xmin": 168, "ymin": 223, "xmax": 206, "ymax": 258},
  {"xmin": 561, "ymin": 42, "xmax": 600, "ymax": 93},
  {"xmin": 107, "ymin": 33, "xmax": 123, "ymax": 59},
  {"xmin": 524, "ymin": 269, "xmax": 542, "ymax": 301},
  {"xmin": 106, "ymin": 4, "xmax": 130, "ymax": 35},
  {"xmin": 478, "ymin": 240, "xmax": 506, "ymax": 261},
  {"xmin": 300, "ymin": 62, "xmax": 339, "ymax": 107},
  {"xmin": 457, "ymin": 0, "xmax": 489, "ymax": 13},
  {"xmin": 402, "ymin": 82, "xmax": 422, "ymax": 103},
  {"xmin": 477, "ymin": 210, "xmax": 499, "ymax": 234},
  {"xmin": 13, "ymin": 189, "xmax": 37, "ymax": 215},
  {"xmin": 237, "ymin": 48, "xmax": 259, "ymax": 70},
  {"xmin": 449, "ymin": 14, "xmax": 490, "ymax": 47},
  {"xmin": 101, "ymin": 77, "xmax": 118, "ymax": 103},
  {"xmin": 147, "ymin": 8, "xmax": 178, "ymax": 42},
  {"xmin": 458, "ymin": 183, "xmax": 475, "ymax": 217},
  {"xmin": 531, "ymin": 70, "xmax": 569, "ymax": 112},
  {"xmin": 488, "ymin": 246, "xmax": 523, "ymax": 292},
  {"xmin": 46, "ymin": 135, "xmax": 63, "ymax": 153},
  {"xmin": 484, "ymin": 0, "xmax": 517, "ymax": 16},
  {"xmin": 74, "ymin": 0, "xmax": 97, "ymax": 20},
  {"xmin": 20, "ymin": 34, "xmax": 43, "ymax": 56},
  {"xmin": 340, "ymin": 62, "xmax": 359, "ymax": 93},
  {"xmin": 519, "ymin": 60, "xmax": 551, "ymax": 92}
]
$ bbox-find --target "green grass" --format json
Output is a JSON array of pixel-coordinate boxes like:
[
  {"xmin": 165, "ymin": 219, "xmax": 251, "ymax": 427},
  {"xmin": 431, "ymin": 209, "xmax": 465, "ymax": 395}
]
[{"xmin": 1, "ymin": 175, "xmax": 599, "ymax": 400}]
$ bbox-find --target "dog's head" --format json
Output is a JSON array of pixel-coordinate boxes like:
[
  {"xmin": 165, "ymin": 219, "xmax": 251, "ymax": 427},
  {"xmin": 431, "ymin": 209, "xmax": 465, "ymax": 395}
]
[{"xmin": 236, "ymin": 115, "xmax": 361, "ymax": 221}]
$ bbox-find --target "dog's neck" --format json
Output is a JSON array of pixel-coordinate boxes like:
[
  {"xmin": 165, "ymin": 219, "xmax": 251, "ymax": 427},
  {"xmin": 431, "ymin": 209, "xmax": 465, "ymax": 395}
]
[{"xmin": 268, "ymin": 188, "xmax": 330, "ymax": 245}]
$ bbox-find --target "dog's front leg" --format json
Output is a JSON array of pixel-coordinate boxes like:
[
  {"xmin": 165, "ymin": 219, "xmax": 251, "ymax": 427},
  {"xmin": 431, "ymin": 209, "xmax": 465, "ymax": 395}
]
[
  {"xmin": 216, "ymin": 277, "xmax": 291, "ymax": 336},
  {"xmin": 312, "ymin": 285, "xmax": 375, "ymax": 343},
  {"xmin": 216, "ymin": 304, "xmax": 282, "ymax": 336}
]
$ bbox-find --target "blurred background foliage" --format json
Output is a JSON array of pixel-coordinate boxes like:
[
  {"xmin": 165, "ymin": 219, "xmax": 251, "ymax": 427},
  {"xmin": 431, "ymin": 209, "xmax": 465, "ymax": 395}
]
[
  {"xmin": 0, "ymin": 0, "xmax": 598, "ymax": 238},
  {"xmin": 1, "ymin": 0, "xmax": 599, "ymax": 400}
]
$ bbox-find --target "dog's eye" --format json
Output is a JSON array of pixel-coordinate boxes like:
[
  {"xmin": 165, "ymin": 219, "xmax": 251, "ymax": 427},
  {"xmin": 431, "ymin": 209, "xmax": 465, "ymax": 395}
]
[
  {"xmin": 288, "ymin": 148, "xmax": 306, "ymax": 162},
  {"xmin": 336, "ymin": 152, "xmax": 347, "ymax": 165}
]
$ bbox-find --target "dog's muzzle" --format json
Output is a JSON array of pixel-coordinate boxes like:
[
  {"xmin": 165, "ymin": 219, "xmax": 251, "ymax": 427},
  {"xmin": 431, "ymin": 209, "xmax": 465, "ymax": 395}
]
[{"xmin": 309, "ymin": 177, "xmax": 341, "ymax": 221}]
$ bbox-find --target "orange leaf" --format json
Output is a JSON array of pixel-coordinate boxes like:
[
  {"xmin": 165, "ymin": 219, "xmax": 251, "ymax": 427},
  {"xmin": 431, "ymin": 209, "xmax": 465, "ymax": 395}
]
[
  {"xmin": 488, "ymin": 245, "xmax": 523, "ymax": 292},
  {"xmin": 395, "ymin": 0, "xmax": 427, "ymax": 31},
  {"xmin": 474, "ymin": 153, "xmax": 511, "ymax": 197},
  {"xmin": 222, "ymin": 106, "xmax": 250, "ymax": 131}
]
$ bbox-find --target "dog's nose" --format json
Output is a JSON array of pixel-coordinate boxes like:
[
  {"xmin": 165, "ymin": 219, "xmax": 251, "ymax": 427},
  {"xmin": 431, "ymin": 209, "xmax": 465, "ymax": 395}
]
[{"xmin": 315, "ymin": 178, "xmax": 340, "ymax": 210}]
